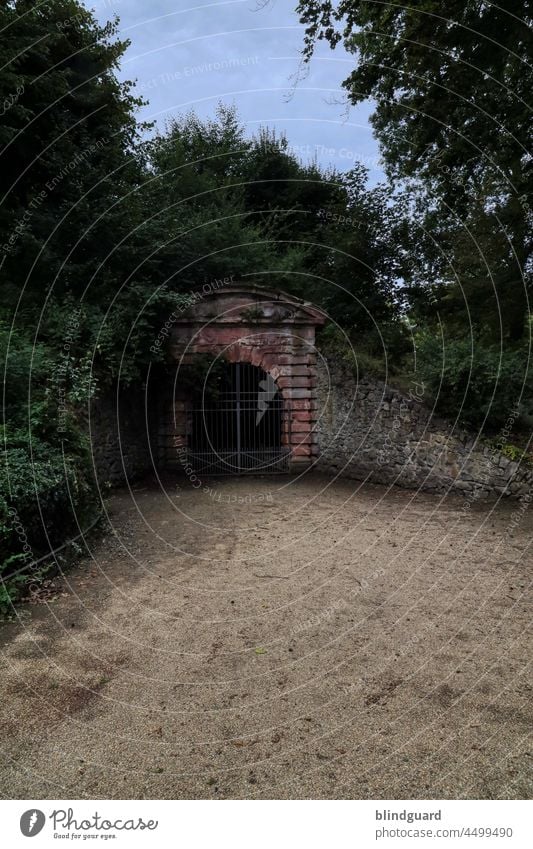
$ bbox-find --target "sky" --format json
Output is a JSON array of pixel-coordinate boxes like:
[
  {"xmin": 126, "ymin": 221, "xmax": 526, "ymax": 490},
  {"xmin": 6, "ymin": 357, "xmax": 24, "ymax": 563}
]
[{"xmin": 91, "ymin": 0, "xmax": 385, "ymax": 181}]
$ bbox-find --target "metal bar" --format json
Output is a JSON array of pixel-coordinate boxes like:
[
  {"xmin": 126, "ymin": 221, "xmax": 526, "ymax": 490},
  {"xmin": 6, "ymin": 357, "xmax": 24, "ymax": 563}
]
[
  {"xmin": 235, "ymin": 361, "xmax": 241, "ymax": 471},
  {"xmin": 185, "ymin": 362, "xmax": 290, "ymax": 476}
]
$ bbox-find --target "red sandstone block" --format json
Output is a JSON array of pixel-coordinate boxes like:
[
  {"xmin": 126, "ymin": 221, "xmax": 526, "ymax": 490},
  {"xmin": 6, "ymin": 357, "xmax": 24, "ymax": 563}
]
[
  {"xmin": 291, "ymin": 433, "xmax": 313, "ymax": 445},
  {"xmin": 279, "ymin": 366, "xmax": 311, "ymax": 377},
  {"xmin": 274, "ymin": 367, "xmax": 294, "ymax": 379},
  {"xmin": 289, "ymin": 351, "xmax": 312, "ymax": 362},
  {"xmin": 291, "ymin": 444, "xmax": 311, "ymax": 457},
  {"xmin": 290, "ymin": 399, "xmax": 317, "ymax": 411},
  {"xmin": 205, "ymin": 328, "xmax": 238, "ymax": 344},
  {"xmin": 223, "ymin": 347, "xmax": 236, "ymax": 361},
  {"xmin": 284, "ymin": 388, "xmax": 312, "ymax": 399},
  {"xmin": 278, "ymin": 376, "xmax": 313, "ymax": 389},
  {"xmin": 290, "ymin": 421, "xmax": 313, "ymax": 433},
  {"xmin": 290, "ymin": 428, "xmax": 313, "ymax": 440},
  {"xmin": 264, "ymin": 354, "xmax": 292, "ymax": 366},
  {"xmin": 260, "ymin": 349, "xmax": 293, "ymax": 359}
]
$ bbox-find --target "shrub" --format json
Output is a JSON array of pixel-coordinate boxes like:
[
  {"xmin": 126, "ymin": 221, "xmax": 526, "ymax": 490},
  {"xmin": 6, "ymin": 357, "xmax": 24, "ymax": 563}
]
[
  {"xmin": 0, "ymin": 440, "xmax": 98, "ymax": 613},
  {"xmin": 0, "ymin": 321, "xmax": 99, "ymax": 613},
  {"xmin": 414, "ymin": 334, "xmax": 532, "ymax": 430}
]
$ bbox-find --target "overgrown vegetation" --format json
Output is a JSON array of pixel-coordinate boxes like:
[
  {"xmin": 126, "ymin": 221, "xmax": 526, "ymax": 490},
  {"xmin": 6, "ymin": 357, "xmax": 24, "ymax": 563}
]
[
  {"xmin": 1, "ymin": 0, "xmax": 532, "ymax": 609},
  {"xmin": 296, "ymin": 0, "xmax": 533, "ymax": 425}
]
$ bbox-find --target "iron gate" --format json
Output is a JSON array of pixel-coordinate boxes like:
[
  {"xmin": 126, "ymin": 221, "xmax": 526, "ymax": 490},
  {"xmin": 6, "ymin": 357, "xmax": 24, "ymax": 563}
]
[{"xmin": 186, "ymin": 362, "xmax": 290, "ymax": 475}]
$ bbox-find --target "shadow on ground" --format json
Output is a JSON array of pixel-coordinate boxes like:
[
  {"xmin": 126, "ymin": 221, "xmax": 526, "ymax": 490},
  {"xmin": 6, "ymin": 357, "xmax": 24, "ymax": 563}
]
[{"xmin": 1, "ymin": 475, "xmax": 531, "ymax": 799}]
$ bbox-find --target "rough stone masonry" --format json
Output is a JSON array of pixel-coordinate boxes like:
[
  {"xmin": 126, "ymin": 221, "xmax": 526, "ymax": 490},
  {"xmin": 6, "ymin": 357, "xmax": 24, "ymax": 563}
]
[{"xmin": 315, "ymin": 358, "xmax": 533, "ymax": 500}]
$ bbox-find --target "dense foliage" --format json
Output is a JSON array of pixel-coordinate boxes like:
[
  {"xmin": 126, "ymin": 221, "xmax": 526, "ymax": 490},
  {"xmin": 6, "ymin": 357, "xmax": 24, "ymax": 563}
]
[
  {"xmin": 1, "ymin": 0, "xmax": 531, "ymax": 609},
  {"xmin": 0, "ymin": 0, "xmax": 144, "ymax": 609},
  {"xmin": 297, "ymin": 0, "xmax": 532, "ymax": 336},
  {"xmin": 296, "ymin": 0, "xmax": 532, "ymax": 430}
]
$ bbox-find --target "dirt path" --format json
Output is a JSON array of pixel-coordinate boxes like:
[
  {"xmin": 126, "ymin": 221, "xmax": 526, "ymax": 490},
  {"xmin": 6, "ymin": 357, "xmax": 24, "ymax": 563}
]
[{"xmin": 1, "ymin": 475, "xmax": 531, "ymax": 799}]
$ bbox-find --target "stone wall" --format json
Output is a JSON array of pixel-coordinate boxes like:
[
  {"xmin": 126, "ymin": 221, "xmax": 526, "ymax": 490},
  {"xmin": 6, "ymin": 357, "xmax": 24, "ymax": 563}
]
[
  {"xmin": 89, "ymin": 384, "xmax": 152, "ymax": 486},
  {"xmin": 87, "ymin": 356, "xmax": 533, "ymax": 500},
  {"xmin": 315, "ymin": 358, "xmax": 533, "ymax": 499}
]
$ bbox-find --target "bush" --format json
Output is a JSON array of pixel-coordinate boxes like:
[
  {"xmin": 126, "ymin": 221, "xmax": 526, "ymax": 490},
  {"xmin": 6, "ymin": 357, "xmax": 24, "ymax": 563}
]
[
  {"xmin": 317, "ymin": 322, "xmax": 411, "ymax": 381},
  {"xmin": 0, "ymin": 321, "xmax": 99, "ymax": 613},
  {"xmin": 414, "ymin": 334, "xmax": 532, "ymax": 430},
  {"xmin": 0, "ymin": 440, "xmax": 98, "ymax": 613}
]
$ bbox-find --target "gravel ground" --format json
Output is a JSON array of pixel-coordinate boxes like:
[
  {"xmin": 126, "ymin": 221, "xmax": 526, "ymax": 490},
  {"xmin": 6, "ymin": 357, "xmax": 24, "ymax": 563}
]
[{"xmin": 0, "ymin": 474, "xmax": 531, "ymax": 799}]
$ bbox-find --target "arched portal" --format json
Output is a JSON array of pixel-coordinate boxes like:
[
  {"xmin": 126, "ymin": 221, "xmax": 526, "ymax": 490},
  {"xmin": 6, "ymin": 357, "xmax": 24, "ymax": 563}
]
[
  {"xmin": 156, "ymin": 284, "xmax": 326, "ymax": 475},
  {"xmin": 188, "ymin": 361, "xmax": 288, "ymax": 474}
]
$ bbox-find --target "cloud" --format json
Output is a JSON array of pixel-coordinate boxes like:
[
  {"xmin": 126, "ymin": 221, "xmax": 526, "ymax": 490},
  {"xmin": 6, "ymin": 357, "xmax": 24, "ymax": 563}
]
[{"xmin": 93, "ymin": 0, "xmax": 383, "ymax": 180}]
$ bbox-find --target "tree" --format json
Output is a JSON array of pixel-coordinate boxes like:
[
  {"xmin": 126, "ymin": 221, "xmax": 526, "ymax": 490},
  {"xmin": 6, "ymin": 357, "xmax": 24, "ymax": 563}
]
[
  {"xmin": 141, "ymin": 107, "xmax": 306, "ymax": 295},
  {"xmin": 0, "ymin": 0, "xmax": 146, "ymax": 607},
  {"xmin": 296, "ymin": 0, "xmax": 533, "ymax": 340},
  {"xmin": 241, "ymin": 130, "xmax": 408, "ymax": 341},
  {"xmin": 0, "ymin": 0, "xmax": 145, "ymax": 308}
]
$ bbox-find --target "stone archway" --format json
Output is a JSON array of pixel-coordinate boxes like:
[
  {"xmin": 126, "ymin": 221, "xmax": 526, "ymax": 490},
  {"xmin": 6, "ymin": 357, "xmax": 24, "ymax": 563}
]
[{"xmin": 156, "ymin": 284, "xmax": 326, "ymax": 474}]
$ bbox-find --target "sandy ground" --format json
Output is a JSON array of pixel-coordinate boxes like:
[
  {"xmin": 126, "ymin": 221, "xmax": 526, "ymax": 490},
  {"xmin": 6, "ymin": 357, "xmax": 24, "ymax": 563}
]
[{"xmin": 0, "ymin": 474, "xmax": 531, "ymax": 800}]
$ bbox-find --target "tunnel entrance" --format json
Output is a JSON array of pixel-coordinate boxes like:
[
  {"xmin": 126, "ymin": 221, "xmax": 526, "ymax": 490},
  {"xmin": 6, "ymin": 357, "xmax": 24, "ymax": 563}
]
[
  {"xmin": 155, "ymin": 284, "xmax": 326, "ymax": 474},
  {"xmin": 187, "ymin": 362, "xmax": 289, "ymax": 475}
]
